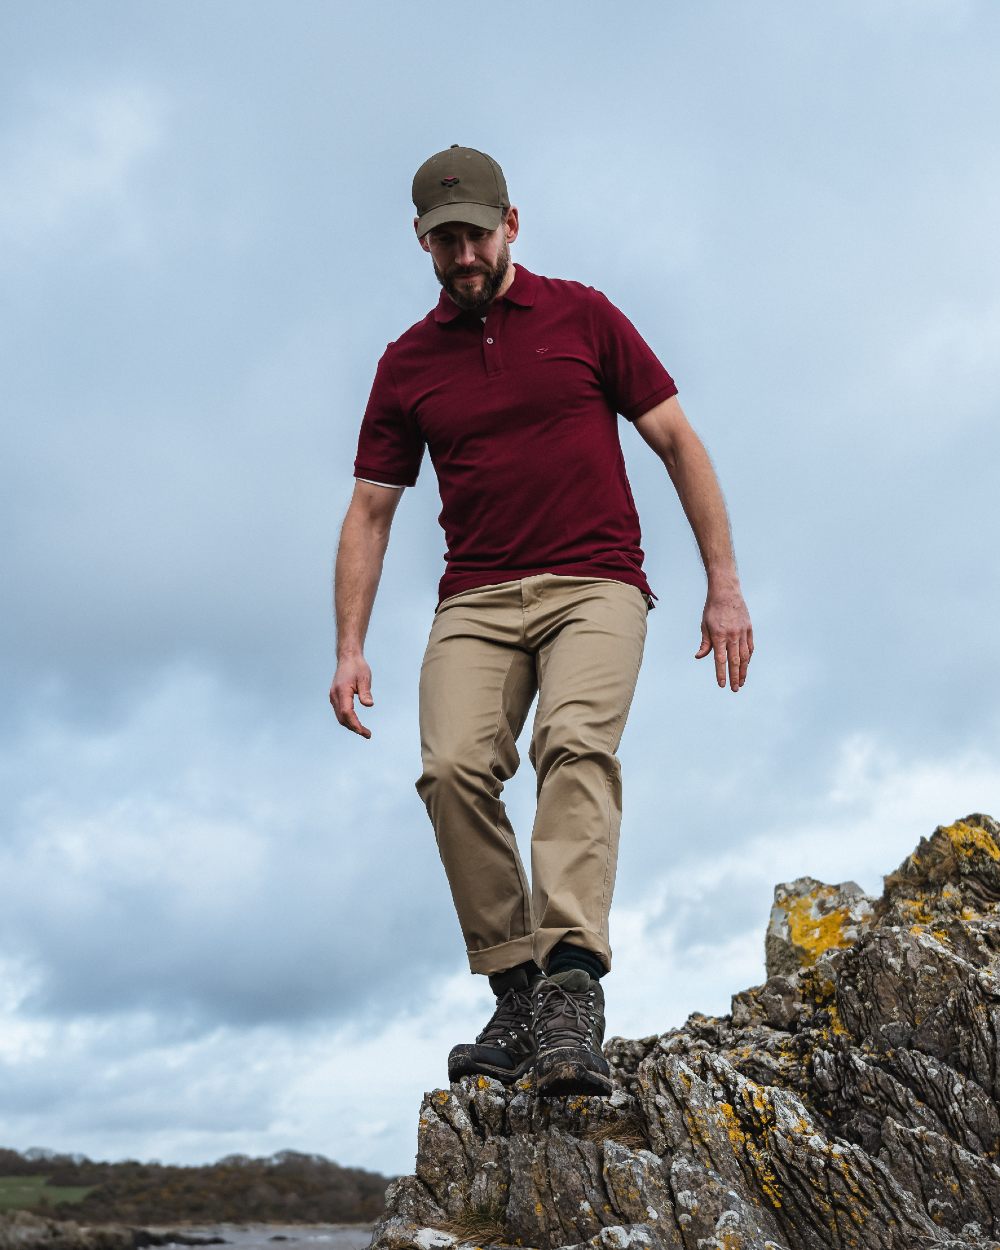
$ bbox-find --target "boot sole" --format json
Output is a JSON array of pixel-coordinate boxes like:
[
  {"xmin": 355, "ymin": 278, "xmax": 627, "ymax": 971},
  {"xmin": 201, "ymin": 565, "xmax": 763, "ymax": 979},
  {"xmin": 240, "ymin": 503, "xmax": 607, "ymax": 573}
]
[
  {"xmin": 448, "ymin": 1051, "xmax": 534, "ymax": 1085},
  {"xmin": 536, "ymin": 1057, "xmax": 613, "ymax": 1098}
]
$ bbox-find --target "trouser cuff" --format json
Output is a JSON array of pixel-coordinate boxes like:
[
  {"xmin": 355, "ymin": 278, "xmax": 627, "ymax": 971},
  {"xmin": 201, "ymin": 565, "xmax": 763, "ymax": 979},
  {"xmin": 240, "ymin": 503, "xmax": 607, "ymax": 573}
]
[{"xmin": 467, "ymin": 933, "xmax": 538, "ymax": 976}]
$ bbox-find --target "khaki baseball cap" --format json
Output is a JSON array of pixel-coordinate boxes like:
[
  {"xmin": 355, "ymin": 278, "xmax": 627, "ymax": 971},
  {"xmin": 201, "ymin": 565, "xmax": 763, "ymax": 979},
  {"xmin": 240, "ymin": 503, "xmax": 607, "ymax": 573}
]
[{"xmin": 412, "ymin": 145, "xmax": 509, "ymax": 238}]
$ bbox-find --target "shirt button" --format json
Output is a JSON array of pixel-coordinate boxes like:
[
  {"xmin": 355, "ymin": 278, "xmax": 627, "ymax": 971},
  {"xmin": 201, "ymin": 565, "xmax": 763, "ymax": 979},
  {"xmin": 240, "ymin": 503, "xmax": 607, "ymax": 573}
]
[{"xmin": 486, "ymin": 336, "xmax": 494, "ymax": 344}]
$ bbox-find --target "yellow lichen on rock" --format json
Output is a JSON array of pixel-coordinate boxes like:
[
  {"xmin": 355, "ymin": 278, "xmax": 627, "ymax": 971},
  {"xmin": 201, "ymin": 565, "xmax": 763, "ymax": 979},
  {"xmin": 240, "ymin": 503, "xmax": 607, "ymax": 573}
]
[
  {"xmin": 717, "ymin": 1100, "xmax": 747, "ymax": 1151},
  {"xmin": 756, "ymin": 1166, "xmax": 783, "ymax": 1211},
  {"xmin": 800, "ymin": 964, "xmax": 837, "ymax": 1008},
  {"xmin": 785, "ymin": 892, "xmax": 855, "ymax": 966},
  {"xmin": 941, "ymin": 819, "xmax": 1000, "ymax": 861},
  {"xmin": 899, "ymin": 896, "xmax": 934, "ymax": 924},
  {"xmin": 827, "ymin": 1002, "xmax": 848, "ymax": 1037},
  {"xmin": 715, "ymin": 1097, "xmax": 784, "ymax": 1211}
]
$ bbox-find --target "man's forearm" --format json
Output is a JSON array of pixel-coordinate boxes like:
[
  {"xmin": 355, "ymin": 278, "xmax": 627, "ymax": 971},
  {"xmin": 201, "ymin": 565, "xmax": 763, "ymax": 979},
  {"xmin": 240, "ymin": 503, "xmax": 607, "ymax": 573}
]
[
  {"xmin": 334, "ymin": 508, "xmax": 392, "ymax": 659},
  {"xmin": 664, "ymin": 432, "xmax": 740, "ymax": 586}
]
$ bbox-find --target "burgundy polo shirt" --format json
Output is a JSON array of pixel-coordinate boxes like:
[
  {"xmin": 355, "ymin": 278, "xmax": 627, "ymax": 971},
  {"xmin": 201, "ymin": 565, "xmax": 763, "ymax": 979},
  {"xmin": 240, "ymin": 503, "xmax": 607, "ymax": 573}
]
[{"xmin": 353, "ymin": 264, "xmax": 677, "ymax": 606}]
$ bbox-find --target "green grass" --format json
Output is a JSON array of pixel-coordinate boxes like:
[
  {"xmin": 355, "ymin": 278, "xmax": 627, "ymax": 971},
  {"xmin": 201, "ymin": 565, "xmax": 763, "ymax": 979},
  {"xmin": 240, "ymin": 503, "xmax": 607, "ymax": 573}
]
[{"xmin": 0, "ymin": 1176, "xmax": 96, "ymax": 1211}]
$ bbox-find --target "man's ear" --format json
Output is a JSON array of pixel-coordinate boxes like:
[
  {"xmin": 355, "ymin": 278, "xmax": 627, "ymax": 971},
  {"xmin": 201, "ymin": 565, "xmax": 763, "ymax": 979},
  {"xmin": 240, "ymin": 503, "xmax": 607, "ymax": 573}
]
[
  {"xmin": 504, "ymin": 206, "xmax": 520, "ymax": 244},
  {"xmin": 414, "ymin": 217, "xmax": 430, "ymax": 251}
]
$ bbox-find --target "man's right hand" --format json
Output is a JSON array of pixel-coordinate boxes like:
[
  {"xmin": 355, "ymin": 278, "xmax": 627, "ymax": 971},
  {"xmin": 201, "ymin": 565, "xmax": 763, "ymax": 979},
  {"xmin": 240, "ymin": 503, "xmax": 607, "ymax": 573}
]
[{"xmin": 330, "ymin": 654, "xmax": 375, "ymax": 739}]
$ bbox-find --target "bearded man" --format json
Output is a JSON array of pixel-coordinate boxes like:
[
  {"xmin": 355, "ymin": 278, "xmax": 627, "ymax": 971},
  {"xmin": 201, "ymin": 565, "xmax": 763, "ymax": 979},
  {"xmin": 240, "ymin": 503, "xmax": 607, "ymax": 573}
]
[{"xmin": 330, "ymin": 145, "xmax": 753, "ymax": 1097}]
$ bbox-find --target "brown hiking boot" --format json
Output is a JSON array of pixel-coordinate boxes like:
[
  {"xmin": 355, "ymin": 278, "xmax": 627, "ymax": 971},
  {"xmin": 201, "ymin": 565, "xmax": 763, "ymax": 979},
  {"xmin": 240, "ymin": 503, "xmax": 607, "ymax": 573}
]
[
  {"xmin": 532, "ymin": 968, "xmax": 612, "ymax": 1097},
  {"xmin": 448, "ymin": 980, "xmax": 535, "ymax": 1085}
]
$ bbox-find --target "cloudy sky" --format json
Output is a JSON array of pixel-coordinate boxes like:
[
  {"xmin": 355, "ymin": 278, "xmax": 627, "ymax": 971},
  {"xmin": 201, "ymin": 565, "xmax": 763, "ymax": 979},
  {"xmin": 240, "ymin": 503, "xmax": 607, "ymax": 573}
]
[{"xmin": 2, "ymin": 0, "xmax": 998, "ymax": 1180}]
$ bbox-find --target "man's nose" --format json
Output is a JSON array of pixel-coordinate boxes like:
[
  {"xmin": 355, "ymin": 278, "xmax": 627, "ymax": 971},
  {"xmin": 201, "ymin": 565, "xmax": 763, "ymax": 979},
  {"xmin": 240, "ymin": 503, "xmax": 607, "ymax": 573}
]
[{"xmin": 455, "ymin": 236, "xmax": 477, "ymax": 266}]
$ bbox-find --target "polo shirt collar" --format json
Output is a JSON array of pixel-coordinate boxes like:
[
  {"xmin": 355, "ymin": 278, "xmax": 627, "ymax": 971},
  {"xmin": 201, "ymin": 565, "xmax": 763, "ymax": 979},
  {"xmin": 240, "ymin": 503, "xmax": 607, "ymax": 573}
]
[
  {"xmin": 501, "ymin": 264, "xmax": 538, "ymax": 308},
  {"xmin": 432, "ymin": 263, "xmax": 538, "ymax": 324}
]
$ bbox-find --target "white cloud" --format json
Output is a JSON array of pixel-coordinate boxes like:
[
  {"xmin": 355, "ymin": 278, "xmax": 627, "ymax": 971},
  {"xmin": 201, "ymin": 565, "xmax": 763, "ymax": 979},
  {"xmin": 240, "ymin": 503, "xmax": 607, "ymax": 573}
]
[
  {"xmin": 0, "ymin": 956, "xmax": 48, "ymax": 1064},
  {"xmin": 766, "ymin": 731, "xmax": 1000, "ymax": 891},
  {"xmin": 2, "ymin": 707, "xmax": 995, "ymax": 1175},
  {"xmin": 606, "ymin": 727, "xmax": 1000, "ymax": 1040},
  {"xmin": 0, "ymin": 83, "xmax": 164, "ymax": 255},
  {"xmin": 1, "ymin": 0, "xmax": 998, "ymax": 1183},
  {"xmin": 0, "ymin": 971, "xmax": 484, "ymax": 1174},
  {"xmin": 0, "ymin": 663, "xmax": 456, "ymax": 1027}
]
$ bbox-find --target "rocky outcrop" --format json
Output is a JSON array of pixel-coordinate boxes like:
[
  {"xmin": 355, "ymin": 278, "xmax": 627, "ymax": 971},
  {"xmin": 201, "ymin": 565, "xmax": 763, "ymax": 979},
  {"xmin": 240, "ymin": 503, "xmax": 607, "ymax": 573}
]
[
  {"xmin": 371, "ymin": 815, "xmax": 1000, "ymax": 1250},
  {"xmin": 0, "ymin": 1211, "xmax": 224, "ymax": 1250},
  {"xmin": 0, "ymin": 1212, "xmax": 130, "ymax": 1250}
]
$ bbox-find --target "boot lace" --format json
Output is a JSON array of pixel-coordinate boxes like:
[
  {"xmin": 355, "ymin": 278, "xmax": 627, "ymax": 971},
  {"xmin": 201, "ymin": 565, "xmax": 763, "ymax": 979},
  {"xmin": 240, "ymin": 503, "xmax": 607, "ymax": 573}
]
[
  {"xmin": 477, "ymin": 987, "xmax": 532, "ymax": 1048},
  {"xmin": 533, "ymin": 978, "xmax": 598, "ymax": 1050}
]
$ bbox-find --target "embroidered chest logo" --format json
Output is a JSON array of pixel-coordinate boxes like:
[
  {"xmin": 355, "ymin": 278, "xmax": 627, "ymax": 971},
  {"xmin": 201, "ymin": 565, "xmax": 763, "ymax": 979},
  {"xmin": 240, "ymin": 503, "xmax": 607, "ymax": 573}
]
[{"xmin": 535, "ymin": 346, "xmax": 550, "ymax": 354}]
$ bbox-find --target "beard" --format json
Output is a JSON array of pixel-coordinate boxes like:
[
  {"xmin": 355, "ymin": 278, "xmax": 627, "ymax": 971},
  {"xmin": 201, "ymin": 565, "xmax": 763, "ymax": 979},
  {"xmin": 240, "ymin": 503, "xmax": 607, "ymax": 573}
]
[{"xmin": 434, "ymin": 239, "xmax": 511, "ymax": 312}]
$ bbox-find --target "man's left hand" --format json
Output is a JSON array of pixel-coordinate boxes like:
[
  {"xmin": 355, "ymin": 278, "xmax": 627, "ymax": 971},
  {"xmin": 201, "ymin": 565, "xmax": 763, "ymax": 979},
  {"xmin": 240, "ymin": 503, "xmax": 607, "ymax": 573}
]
[{"xmin": 695, "ymin": 582, "xmax": 753, "ymax": 691}]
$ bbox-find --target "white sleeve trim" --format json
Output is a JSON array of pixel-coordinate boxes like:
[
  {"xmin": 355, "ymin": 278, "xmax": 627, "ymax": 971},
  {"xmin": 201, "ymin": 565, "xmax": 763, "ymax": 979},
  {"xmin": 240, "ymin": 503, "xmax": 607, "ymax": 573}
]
[{"xmin": 357, "ymin": 477, "xmax": 406, "ymax": 489}]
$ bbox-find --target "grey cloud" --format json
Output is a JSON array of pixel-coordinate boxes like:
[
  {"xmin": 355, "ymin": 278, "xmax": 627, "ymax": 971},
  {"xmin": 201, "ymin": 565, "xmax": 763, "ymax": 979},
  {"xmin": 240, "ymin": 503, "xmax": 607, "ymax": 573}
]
[
  {"xmin": 0, "ymin": 672, "xmax": 459, "ymax": 1028},
  {"xmin": 1, "ymin": 0, "xmax": 999, "ymax": 1175}
]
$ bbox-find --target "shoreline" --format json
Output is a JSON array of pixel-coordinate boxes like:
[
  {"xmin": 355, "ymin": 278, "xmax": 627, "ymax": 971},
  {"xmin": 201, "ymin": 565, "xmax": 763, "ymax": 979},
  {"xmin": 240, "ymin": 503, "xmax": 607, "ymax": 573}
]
[{"xmin": 0, "ymin": 1213, "xmax": 373, "ymax": 1250}]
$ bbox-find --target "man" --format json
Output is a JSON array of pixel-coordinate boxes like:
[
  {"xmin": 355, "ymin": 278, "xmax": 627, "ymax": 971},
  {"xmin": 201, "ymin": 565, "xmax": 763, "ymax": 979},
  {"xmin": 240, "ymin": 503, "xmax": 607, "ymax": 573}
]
[{"xmin": 330, "ymin": 145, "xmax": 752, "ymax": 1098}]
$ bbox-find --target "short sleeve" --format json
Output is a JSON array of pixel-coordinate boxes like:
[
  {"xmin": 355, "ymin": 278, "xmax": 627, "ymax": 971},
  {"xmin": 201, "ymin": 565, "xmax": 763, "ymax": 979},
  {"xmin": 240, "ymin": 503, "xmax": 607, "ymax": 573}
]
[
  {"xmin": 353, "ymin": 349, "xmax": 426, "ymax": 487},
  {"xmin": 590, "ymin": 291, "xmax": 678, "ymax": 421}
]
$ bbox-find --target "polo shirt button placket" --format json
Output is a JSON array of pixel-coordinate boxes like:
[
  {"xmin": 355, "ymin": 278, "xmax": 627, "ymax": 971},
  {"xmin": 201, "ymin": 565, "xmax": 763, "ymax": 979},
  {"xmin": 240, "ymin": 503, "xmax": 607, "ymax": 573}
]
[{"xmin": 483, "ymin": 323, "xmax": 502, "ymax": 377}]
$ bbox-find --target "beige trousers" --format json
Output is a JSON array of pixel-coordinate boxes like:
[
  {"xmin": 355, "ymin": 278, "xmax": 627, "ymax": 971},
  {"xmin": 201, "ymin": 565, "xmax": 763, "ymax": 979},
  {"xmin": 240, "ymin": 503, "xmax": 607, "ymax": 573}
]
[{"xmin": 415, "ymin": 574, "xmax": 649, "ymax": 976}]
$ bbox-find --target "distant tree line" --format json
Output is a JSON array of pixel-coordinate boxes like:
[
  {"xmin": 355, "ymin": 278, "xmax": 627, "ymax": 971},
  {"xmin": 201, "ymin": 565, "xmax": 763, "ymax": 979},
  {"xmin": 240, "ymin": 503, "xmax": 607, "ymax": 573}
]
[{"xmin": 0, "ymin": 1147, "xmax": 392, "ymax": 1224}]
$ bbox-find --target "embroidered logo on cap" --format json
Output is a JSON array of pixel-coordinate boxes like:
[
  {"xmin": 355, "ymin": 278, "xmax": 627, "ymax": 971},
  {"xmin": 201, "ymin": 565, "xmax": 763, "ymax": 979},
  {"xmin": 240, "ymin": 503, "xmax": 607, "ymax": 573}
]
[{"xmin": 441, "ymin": 175, "xmax": 460, "ymax": 187}]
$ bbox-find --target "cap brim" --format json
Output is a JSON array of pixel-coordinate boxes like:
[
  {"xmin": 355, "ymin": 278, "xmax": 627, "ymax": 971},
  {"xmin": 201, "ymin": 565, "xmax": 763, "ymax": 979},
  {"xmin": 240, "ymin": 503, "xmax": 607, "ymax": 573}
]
[{"xmin": 415, "ymin": 202, "xmax": 503, "ymax": 238}]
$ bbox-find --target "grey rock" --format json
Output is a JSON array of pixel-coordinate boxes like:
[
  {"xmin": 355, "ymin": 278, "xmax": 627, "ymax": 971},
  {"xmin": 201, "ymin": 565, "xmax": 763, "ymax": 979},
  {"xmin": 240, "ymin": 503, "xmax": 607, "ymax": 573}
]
[
  {"xmin": 375, "ymin": 1177, "xmax": 449, "ymax": 1250},
  {"xmin": 0, "ymin": 1213, "xmax": 133, "ymax": 1250},
  {"xmin": 370, "ymin": 815, "xmax": 1000, "ymax": 1250},
  {"xmin": 0, "ymin": 1213, "xmax": 226, "ymax": 1250},
  {"xmin": 765, "ymin": 877, "xmax": 876, "ymax": 982}
]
